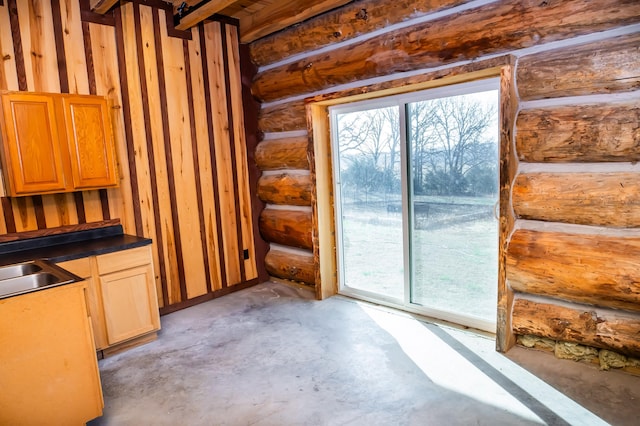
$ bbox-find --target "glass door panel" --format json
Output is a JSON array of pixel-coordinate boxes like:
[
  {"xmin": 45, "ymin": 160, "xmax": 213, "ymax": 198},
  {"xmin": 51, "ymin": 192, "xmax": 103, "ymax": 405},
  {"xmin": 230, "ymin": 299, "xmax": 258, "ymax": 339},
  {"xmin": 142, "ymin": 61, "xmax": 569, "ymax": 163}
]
[
  {"xmin": 332, "ymin": 79, "xmax": 500, "ymax": 331},
  {"xmin": 407, "ymin": 90, "xmax": 499, "ymax": 323},
  {"xmin": 334, "ymin": 105, "xmax": 404, "ymax": 301}
]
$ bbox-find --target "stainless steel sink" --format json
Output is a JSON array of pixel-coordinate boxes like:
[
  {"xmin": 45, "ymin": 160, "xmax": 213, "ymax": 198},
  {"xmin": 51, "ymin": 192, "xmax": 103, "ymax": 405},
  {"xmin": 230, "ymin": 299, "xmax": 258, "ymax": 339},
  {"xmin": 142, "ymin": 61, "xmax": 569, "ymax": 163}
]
[
  {"xmin": 0, "ymin": 262, "xmax": 43, "ymax": 281},
  {"xmin": 0, "ymin": 273, "xmax": 62, "ymax": 295},
  {"xmin": 0, "ymin": 260, "xmax": 79, "ymax": 299}
]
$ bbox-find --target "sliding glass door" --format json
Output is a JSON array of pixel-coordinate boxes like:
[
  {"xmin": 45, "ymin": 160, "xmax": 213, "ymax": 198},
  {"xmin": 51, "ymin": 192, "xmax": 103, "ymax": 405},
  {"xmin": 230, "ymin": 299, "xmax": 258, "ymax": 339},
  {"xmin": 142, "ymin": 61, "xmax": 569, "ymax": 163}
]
[
  {"xmin": 333, "ymin": 104, "xmax": 405, "ymax": 301},
  {"xmin": 332, "ymin": 79, "xmax": 500, "ymax": 331}
]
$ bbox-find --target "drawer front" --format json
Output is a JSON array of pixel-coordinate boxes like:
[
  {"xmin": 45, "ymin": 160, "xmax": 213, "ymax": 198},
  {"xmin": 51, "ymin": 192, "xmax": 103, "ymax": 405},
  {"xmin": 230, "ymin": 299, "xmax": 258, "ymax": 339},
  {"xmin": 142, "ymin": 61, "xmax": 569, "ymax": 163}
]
[{"xmin": 96, "ymin": 245, "xmax": 152, "ymax": 275}]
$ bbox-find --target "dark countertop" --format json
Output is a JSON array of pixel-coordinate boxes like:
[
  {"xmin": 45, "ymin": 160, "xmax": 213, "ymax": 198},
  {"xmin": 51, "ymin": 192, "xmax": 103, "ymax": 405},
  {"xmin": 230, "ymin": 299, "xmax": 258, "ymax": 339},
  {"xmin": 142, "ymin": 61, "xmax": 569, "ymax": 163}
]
[{"xmin": 0, "ymin": 225, "xmax": 151, "ymax": 267}]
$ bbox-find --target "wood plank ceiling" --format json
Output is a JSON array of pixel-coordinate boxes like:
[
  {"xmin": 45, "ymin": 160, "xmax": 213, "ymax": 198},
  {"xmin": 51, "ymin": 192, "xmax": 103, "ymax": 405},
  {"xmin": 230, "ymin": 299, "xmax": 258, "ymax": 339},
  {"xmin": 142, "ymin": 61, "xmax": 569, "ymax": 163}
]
[{"xmin": 90, "ymin": 0, "xmax": 353, "ymax": 43}]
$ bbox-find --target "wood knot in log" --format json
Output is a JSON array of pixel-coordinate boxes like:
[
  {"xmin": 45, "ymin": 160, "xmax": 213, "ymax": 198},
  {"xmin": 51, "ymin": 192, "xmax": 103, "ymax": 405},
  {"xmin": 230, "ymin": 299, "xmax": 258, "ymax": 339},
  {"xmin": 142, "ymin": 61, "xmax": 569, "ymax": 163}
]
[
  {"xmin": 578, "ymin": 311, "xmax": 601, "ymax": 331},
  {"xmin": 549, "ymin": 317, "xmax": 570, "ymax": 334},
  {"xmin": 355, "ymin": 9, "xmax": 368, "ymax": 21}
]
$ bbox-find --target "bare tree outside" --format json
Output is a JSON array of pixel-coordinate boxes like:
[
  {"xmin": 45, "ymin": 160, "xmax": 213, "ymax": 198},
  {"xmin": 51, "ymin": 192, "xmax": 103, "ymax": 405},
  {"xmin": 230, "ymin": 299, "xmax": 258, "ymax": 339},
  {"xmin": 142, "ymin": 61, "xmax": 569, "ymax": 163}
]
[
  {"xmin": 410, "ymin": 96, "xmax": 497, "ymax": 196},
  {"xmin": 338, "ymin": 96, "xmax": 497, "ymax": 203},
  {"xmin": 337, "ymin": 106, "xmax": 400, "ymax": 202}
]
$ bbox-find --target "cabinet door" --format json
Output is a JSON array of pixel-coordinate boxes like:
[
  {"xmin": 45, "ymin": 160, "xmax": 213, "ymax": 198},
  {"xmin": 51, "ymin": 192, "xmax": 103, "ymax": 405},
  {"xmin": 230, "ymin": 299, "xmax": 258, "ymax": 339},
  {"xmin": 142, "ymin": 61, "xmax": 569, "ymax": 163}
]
[
  {"xmin": 0, "ymin": 93, "xmax": 70, "ymax": 195},
  {"xmin": 57, "ymin": 257, "xmax": 109, "ymax": 350},
  {"xmin": 99, "ymin": 263, "xmax": 159, "ymax": 345},
  {"xmin": 0, "ymin": 282, "xmax": 103, "ymax": 424},
  {"xmin": 62, "ymin": 95, "xmax": 119, "ymax": 189}
]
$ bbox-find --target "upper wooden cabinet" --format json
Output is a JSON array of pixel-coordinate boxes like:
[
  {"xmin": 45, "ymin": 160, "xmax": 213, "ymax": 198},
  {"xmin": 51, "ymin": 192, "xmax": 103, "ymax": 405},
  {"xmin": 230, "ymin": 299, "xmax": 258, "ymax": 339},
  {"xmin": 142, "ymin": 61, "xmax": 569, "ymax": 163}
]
[
  {"xmin": 0, "ymin": 91, "xmax": 119, "ymax": 196},
  {"xmin": 62, "ymin": 95, "xmax": 119, "ymax": 190},
  {"xmin": 0, "ymin": 93, "xmax": 68, "ymax": 195}
]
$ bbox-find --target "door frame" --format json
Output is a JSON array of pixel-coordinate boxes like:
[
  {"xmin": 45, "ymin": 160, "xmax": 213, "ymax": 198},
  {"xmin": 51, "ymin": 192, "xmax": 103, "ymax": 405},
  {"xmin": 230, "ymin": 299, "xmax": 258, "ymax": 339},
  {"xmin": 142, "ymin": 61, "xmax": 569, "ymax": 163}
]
[{"xmin": 307, "ymin": 57, "xmax": 518, "ymax": 351}]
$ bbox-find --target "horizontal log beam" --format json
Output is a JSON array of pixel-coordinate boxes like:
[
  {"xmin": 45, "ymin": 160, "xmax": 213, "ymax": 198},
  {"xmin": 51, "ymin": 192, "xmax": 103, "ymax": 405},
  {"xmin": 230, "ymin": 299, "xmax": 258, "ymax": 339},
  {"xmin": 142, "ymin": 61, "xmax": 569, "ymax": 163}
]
[
  {"xmin": 517, "ymin": 32, "xmax": 640, "ymax": 100},
  {"xmin": 90, "ymin": 0, "xmax": 118, "ymax": 14},
  {"xmin": 252, "ymin": 0, "xmax": 640, "ymax": 102},
  {"xmin": 174, "ymin": 0, "xmax": 237, "ymax": 31},
  {"xmin": 259, "ymin": 100, "xmax": 307, "ymax": 133},
  {"xmin": 259, "ymin": 208, "xmax": 313, "ymax": 250},
  {"xmin": 308, "ymin": 57, "xmax": 513, "ymax": 105},
  {"xmin": 265, "ymin": 248, "xmax": 315, "ymax": 286},
  {"xmin": 506, "ymin": 229, "xmax": 640, "ymax": 312},
  {"xmin": 255, "ymin": 137, "xmax": 309, "ymax": 170},
  {"xmin": 516, "ymin": 102, "xmax": 640, "ymax": 163},
  {"xmin": 249, "ymin": 0, "xmax": 467, "ymax": 67},
  {"xmin": 257, "ymin": 173, "xmax": 312, "ymax": 206},
  {"xmin": 512, "ymin": 298, "xmax": 640, "ymax": 357},
  {"xmin": 240, "ymin": 0, "xmax": 352, "ymax": 44},
  {"xmin": 512, "ymin": 173, "xmax": 640, "ymax": 227}
]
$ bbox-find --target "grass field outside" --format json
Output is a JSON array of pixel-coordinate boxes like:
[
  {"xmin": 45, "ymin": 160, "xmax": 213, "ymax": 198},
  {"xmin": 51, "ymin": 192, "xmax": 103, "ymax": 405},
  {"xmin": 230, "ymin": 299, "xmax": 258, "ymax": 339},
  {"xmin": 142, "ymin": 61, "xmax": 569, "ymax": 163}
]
[{"xmin": 340, "ymin": 195, "xmax": 498, "ymax": 323}]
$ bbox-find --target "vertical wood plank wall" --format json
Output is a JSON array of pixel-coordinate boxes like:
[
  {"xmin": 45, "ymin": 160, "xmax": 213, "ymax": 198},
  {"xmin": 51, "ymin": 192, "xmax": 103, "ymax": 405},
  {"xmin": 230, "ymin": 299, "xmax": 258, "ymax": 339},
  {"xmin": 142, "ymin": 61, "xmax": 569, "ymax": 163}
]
[
  {"xmin": 0, "ymin": 0, "xmax": 262, "ymax": 312},
  {"xmin": 248, "ymin": 0, "xmax": 640, "ymax": 355}
]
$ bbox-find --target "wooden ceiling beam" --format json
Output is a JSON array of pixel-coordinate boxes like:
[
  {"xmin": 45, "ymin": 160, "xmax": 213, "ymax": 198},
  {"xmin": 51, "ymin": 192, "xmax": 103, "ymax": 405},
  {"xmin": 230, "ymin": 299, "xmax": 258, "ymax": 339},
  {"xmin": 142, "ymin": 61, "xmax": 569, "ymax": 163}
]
[
  {"xmin": 239, "ymin": 0, "xmax": 352, "ymax": 43},
  {"xmin": 90, "ymin": 0, "xmax": 119, "ymax": 14},
  {"xmin": 174, "ymin": 0, "xmax": 238, "ymax": 31}
]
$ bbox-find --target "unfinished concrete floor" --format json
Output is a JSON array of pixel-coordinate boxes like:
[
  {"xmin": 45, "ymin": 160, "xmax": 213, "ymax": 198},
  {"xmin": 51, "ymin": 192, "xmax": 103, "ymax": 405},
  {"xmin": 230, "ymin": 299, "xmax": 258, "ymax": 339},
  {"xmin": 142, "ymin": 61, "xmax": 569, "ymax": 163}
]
[{"xmin": 89, "ymin": 282, "xmax": 639, "ymax": 426}]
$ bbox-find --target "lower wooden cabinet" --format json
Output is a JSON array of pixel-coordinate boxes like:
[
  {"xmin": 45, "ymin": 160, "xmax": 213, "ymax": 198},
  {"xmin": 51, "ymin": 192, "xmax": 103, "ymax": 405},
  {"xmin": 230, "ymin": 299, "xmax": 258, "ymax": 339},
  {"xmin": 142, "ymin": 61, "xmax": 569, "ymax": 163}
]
[
  {"xmin": 0, "ymin": 281, "xmax": 103, "ymax": 424},
  {"xmin": 57, "ymin": 245, "xmax": 160, "ymax": 353},
  {"xmin": 97, "ymin": 249, "xmax": 159, "ymax": 346},
  {"xmin": 57, "ymin": 255, "xmax": 108, "ymax": 349}
]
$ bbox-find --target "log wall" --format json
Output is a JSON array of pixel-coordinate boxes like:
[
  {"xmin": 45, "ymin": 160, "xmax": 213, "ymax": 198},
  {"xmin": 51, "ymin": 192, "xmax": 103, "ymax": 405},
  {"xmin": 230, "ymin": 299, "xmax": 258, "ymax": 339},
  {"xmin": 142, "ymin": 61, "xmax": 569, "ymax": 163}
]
[
  {"xmin": 0, "ymin": 0, "xmax": 265, "ymax": 313},
  {"xmin": 248, "ymin": 0, "xmax": 640, "ymax": 356}
]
